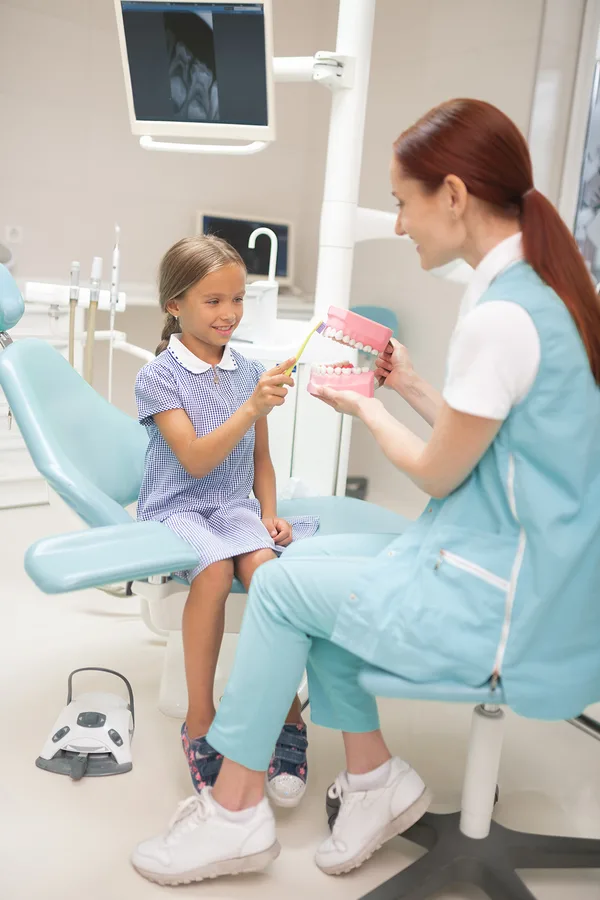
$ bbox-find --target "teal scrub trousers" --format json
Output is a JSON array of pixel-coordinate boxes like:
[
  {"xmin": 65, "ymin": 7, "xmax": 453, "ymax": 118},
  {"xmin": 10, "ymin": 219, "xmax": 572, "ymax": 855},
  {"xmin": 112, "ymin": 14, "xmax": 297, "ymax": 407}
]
[{"xmin": 207, "ymin": 533, "xmax": 401, "ymax": 772}]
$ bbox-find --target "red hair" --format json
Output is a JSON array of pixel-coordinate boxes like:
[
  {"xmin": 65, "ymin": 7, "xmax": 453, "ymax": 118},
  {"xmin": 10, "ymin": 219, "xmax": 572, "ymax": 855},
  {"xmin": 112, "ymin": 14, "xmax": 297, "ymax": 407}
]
[{"xmin": 394, "ymin": 99, "xmax": 600, "ymax": 385}]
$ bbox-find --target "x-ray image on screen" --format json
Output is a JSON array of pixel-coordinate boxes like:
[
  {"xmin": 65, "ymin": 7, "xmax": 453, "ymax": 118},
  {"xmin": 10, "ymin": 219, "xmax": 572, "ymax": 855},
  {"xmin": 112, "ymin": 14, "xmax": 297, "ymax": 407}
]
[{"xmin": 164, "ymin": 11, "xmax": 219, "ymax": 122}]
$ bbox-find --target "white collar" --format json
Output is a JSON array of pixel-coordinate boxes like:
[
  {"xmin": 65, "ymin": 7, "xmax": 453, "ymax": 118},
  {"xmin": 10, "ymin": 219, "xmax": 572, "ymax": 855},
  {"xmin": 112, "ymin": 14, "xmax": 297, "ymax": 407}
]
[
  {"xmin": 167, "ymin": 334, "xmax": 237, "ymax": 374},
  {"xmin": 459, "ymin": 232, "xmax": 524, "ymax": 318}
]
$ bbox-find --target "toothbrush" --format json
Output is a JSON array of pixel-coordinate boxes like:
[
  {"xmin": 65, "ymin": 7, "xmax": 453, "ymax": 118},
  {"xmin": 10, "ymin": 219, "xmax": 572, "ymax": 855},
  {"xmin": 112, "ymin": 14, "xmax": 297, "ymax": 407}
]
[
  {"xmin": 68, "ymin": 260, "xmax": 80, "ymax": 367},
  {"xmin": 107, "ymin": 225, "xmax": 120, "ymax": 403},
  {"xmin": 285, "ymin": 319, "xmax": 326, "ymax": 376},
  {"xmin": 84, "ymin": 256, "xmax": 103, "ymax": 384}
]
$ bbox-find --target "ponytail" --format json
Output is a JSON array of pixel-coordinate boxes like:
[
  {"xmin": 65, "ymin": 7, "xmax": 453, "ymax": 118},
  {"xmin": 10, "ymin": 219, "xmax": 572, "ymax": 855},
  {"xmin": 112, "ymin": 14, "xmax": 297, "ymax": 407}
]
[
  {"xmin": 155, "ymin": 313, "xmax": 181, "ymax": 356},
  {"xmin": 521, "ymin": 189, "xmax": 600, "ymax": 384},
  {"xmin": 394, "ymin": 98, "xmax": 600, "ymax": 385}
]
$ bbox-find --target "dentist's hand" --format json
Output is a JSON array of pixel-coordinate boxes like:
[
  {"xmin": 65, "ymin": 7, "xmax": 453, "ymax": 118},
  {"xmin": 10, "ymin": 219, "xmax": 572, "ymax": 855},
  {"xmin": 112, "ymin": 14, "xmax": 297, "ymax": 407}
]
[
  {"xmin": 249, "ymin": 359, "xmax": 296, "ymax": 416},
  {"xmin": 312, "ymin": 385, "xmax": 380, "ymax": 418},
  {"xmin": 262, "ymin": 516, "xmax": 293, "ymax": 547},
  {"xmin": 375, "ymin": 339, "xmax": 415, "ymax": 391}
]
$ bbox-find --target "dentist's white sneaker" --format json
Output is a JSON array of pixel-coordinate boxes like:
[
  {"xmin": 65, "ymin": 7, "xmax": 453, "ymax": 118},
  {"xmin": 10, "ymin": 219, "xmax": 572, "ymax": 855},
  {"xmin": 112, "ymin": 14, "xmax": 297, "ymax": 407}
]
[
  {"xmin": 316, "ymin": 757, "xmax": 431, "ymax": 876},
  {"xmin": 131, "ymin": 789, "xmax": 280, "ymax": 886}
]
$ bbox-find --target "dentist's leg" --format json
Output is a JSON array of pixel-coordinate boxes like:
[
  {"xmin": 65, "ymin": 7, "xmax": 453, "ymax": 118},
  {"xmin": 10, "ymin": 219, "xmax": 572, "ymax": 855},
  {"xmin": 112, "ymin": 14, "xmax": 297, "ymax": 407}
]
[
  {"xmin": 208, "ymin": 537, "xmax": 394, "ymax": 809},
  {"xmin": 234, "ymin": 547, "xmax": 303, "ymax": 725}
]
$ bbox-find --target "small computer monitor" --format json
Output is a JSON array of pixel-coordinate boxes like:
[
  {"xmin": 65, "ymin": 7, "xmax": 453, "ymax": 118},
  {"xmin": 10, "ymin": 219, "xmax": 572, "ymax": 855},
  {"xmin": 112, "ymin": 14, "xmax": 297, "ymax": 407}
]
[
  {"xmin": 114, "ymin": 0, "xmax": 276, "ymax": 142},
  {"xmin": 197, "ymin": 212, "xmax": 293, "ymax": 286}
]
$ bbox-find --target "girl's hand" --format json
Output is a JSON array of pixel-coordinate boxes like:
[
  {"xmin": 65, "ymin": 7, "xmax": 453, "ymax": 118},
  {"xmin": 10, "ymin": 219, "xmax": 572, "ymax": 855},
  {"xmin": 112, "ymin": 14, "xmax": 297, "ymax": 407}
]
[
  {"xmin": 312, "ymin": 385, "xmax": 379, "ymax": 418},
  {"xmin": 375, "ymin": 339, "xmax": 415, "ymax": 391},
  {"xmin": 250, "ymin": 359, "xmax": 296, "ymax": 417},
  {"xmin": 262, "ymin": 516, "xmax": 293, "ymax": 547}
]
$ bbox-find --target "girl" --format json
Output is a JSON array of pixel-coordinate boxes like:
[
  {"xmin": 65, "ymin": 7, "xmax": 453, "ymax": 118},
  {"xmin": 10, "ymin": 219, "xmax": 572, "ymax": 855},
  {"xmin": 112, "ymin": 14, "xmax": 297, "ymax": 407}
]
[{"xmin": 135, "ymin": 235, "xmax": 318, "ymax": 807}]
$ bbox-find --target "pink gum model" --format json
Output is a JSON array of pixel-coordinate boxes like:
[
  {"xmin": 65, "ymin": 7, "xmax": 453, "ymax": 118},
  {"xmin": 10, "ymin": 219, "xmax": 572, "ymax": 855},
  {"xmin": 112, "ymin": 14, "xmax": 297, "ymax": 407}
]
[{"xmin": 307, "ymin": 306, "xmax": 392, "ymax": 398}]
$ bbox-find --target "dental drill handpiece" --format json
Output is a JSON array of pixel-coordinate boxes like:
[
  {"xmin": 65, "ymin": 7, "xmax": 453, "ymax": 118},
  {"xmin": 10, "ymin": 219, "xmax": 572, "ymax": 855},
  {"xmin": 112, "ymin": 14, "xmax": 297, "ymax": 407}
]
[
  {"xmin": 84, "ymin": 256, "xmax": 103, "ymax": 384},
  {"xmin": 68, "ymin": 261, "xmax": 80, "ymax": 367}
]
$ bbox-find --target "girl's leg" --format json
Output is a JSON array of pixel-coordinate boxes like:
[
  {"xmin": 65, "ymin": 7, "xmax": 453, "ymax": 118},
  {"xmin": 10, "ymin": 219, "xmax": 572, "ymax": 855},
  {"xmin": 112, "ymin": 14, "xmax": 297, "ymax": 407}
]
[{"xmin": 184, "ymin": 559, "xmax": 234, "ymax": 739}]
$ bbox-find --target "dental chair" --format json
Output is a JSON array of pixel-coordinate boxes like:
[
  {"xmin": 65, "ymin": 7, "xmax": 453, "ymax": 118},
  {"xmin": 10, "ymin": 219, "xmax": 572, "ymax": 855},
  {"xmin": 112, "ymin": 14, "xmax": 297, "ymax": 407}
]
[{"xmin": 0, "ymin": 265, "xmax": 409, "ymax": 716}]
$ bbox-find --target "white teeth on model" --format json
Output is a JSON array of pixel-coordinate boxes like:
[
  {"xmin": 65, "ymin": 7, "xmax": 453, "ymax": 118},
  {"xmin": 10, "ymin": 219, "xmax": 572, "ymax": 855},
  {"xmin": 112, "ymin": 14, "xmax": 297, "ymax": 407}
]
[
  {"xmin": 335, "ymin": 330, "xmax": 344, "ymax": 340},
  {"xmin": 363, "ymin": 345, "xmax": 372, "ymax": 353},
  {"xmin": 349, "ymin": 339, "xmax": 356, "ymax": 346},
  {"xmin": 355, "ymin": 342, "xmax": 363, "ymax": 350},
  {"xmin": 326, "ymin": 366, "xmax": 334, "ymax": 375},
  {"xmin": 371, "ymin": 348, "xmax": 379, "ymax": 356},
  {"xmin": 342, "ymin": 334, "xmax": 350, "ymax": 343},
  {"xmin": 334, "ymin": 367, "xmax": 342, "ymax": 375},
  {"xmin": 342, "ymin": 368, "xmax": 351, "ymax": 375}
]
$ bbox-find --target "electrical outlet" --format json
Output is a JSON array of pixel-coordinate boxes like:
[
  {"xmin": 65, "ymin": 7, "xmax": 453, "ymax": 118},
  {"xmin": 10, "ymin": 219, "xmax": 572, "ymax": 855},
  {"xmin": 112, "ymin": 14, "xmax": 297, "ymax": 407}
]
[{"xmin": 5, "ymin": 225, "xmax": 23, "ymax": 244}]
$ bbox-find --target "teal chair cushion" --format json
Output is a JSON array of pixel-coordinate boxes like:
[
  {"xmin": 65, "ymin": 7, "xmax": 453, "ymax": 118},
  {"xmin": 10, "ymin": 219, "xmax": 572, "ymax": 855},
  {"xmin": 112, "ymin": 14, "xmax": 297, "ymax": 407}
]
[
  {"xmin": 0, "ymin": 339, "xmax": 148, "ymax": 527},
  {"xmin": 0, "ymin": 264, "xmax": 24, "ymax": 332},
  {"xmin": 359, "ymin": 665, "xmax": 506, "ymax": 705},
  {"xmin": 26, "ymin": 496, "xmax": 411, "ymax": 595}
]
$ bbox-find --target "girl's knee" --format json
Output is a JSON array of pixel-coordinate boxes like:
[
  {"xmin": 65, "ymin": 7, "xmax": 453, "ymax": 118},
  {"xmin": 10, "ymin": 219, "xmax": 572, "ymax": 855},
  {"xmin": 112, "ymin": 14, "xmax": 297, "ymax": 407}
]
[{"xmin": 190, "ymin": 558, "xmax": 234, "ymax": 590}]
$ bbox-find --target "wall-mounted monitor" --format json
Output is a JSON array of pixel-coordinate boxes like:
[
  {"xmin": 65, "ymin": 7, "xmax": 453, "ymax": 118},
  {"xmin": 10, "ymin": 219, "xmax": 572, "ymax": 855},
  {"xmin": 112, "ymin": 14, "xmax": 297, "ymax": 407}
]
[
  {"xmin": 197, "ymin": 211, "xmax": 293, "ymax": 286},
  {"xmin": 115, "ymin": 0, "xmax": 276, "ymax": 143}
]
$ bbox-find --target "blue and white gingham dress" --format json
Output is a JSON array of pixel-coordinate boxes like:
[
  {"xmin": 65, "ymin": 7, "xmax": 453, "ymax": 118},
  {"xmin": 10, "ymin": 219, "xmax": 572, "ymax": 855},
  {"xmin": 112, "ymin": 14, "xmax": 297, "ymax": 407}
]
[{"xmin": 135, "ymin": 335, "xmax": 319, "ymax": 582}]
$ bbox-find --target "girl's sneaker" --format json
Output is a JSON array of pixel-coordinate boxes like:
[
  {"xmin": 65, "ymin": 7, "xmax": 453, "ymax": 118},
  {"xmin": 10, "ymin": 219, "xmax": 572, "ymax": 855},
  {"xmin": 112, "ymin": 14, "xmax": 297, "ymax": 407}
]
[
  {"xmin": 181, "ymin": 723, "xmax": 224, "ymax": 792},
  {"xmin": 266, "ymin": 722, "xmax": 308, "ymax": 808}
]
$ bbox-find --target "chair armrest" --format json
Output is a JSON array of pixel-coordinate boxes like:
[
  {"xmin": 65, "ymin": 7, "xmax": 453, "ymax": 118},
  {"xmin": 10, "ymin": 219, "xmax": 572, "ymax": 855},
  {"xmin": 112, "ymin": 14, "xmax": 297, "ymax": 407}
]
[{"xmin": 25, "ymin": 522, "xmax": 199, "ymax": 594}]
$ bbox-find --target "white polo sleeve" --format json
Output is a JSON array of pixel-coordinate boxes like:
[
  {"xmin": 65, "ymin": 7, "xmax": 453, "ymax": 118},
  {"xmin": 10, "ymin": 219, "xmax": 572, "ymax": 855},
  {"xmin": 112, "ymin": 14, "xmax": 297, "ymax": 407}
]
[{"xmin": 443, "ymin": 300, "xmax": 541, "ymax": 420}]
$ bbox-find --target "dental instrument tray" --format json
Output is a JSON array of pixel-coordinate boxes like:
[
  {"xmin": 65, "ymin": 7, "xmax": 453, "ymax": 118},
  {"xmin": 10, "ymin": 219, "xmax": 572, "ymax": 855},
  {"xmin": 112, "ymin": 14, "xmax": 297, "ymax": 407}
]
[{"xmin": 36, "ymin": 667, "xmax": 135, "ymax": 780}]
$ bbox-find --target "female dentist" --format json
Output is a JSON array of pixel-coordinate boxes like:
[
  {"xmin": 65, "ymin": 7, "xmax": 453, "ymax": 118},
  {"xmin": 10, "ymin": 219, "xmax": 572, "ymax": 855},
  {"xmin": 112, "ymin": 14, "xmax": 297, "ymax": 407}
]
[{"xmin": 132, "ymin": 98, "xmax": 600, "ymax": 887}]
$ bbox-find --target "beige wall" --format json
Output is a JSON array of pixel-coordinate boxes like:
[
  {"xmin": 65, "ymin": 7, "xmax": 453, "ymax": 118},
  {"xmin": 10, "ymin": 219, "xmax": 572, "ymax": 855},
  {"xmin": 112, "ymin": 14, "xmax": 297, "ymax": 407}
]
[
  {"xmin": 0, "ymin": 0, "xmax": 329, "ymax": 290},
  {"xmin": 0, "ymin": 0, "xmax": 586, "ymax": 513}
]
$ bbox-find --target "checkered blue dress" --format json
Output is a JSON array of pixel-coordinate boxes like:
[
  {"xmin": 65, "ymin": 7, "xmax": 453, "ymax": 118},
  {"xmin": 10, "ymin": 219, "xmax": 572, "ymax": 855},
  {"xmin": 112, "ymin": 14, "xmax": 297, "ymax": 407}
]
[{"xmin": 135, "ymin": 341, "xmax": 319, "ymax": 582}]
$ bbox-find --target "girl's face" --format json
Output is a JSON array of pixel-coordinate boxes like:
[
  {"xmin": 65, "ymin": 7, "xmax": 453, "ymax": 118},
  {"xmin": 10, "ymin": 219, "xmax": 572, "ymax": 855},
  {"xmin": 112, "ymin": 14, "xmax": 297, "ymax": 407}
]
[
  {"xmin": 390, "ymin": 159, "xmax": 467, "ymax": 270},
  {"xmin": 168, "ymin": 264, "xmax": 246, "ymax": 349}
]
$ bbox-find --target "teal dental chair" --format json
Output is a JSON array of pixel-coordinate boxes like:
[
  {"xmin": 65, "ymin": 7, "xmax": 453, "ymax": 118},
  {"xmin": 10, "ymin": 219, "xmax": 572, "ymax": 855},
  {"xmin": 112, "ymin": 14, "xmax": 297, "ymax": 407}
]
[{"xmin": 0, "ymin": 265, "xmax": 409, "ymax": 716}]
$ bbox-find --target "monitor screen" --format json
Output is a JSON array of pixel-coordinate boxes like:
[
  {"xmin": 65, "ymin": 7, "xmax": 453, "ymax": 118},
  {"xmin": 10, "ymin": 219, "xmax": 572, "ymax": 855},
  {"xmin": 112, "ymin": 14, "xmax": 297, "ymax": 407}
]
[
  {"xmin": 116, "ymin": 1, "xmax": 275, "ymax": 141},
  {"xmin": 200, "ymin": 213, "xmax": 291, "ymax": 283}
]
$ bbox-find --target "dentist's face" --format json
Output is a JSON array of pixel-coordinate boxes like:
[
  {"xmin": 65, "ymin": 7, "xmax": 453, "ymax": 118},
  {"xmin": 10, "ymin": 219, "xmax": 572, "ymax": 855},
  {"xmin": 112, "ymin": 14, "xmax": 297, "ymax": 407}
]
[
  {"xmin": 167, "ymin": 265, "xmax": 245, "ymax": 349},
  {"xmin": 390, "ymin": 159, "xmax": 467, "ymax": 270}
]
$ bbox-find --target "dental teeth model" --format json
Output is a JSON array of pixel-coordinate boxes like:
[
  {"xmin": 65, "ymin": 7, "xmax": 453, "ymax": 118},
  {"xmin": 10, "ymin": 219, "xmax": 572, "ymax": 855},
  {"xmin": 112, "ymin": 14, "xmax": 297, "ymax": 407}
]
[
  {"xmin": 308, "ymin": 362, "xmax": 375, "ymax": 398},
  {"xmin": 307, "ymin": 305, "xmax": 393, "ymax": 399}
]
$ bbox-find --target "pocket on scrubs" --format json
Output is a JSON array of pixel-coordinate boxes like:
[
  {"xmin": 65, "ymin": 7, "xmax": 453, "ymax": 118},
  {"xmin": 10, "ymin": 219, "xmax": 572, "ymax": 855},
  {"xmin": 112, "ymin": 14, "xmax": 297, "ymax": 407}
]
[{"xmin": 382, "ymin": 525, "xmax": 521, "ymax": 685}]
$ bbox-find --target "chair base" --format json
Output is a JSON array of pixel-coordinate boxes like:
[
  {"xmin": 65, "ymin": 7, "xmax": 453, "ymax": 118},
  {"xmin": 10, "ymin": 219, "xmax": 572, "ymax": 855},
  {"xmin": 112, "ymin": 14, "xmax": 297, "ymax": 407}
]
[{"xmin": 359, "ymin": 811, "xmax": 600, "ymax": 900}]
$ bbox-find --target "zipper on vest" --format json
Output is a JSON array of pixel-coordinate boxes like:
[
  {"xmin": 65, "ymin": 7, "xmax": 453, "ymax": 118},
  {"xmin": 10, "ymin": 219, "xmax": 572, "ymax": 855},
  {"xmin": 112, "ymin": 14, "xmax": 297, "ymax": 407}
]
[
  {"xmin": 490, "ymin": 454, "xmax": 527, "ymax": 690},
  {"xmin": 434, "ymin": 549, "xmax": 510, "ymax": 592}
]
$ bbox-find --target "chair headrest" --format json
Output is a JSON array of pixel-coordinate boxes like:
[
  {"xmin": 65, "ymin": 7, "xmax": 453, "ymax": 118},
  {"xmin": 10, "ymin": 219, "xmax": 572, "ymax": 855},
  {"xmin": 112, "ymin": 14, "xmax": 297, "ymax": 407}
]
[{"xmin": 0, "ymin": 265, "xmax": 24, "ymax": 332}]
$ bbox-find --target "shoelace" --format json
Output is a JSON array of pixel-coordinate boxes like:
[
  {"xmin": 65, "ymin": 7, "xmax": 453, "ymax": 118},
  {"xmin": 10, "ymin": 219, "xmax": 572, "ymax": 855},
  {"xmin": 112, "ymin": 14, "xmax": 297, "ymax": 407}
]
[
  {"xmin": 164, "ymin": 793, "xmax": 211, "ymax": 845},
  {"xmin": 327, "ymin": 775, "xmax": 346, "ymax": 803}
]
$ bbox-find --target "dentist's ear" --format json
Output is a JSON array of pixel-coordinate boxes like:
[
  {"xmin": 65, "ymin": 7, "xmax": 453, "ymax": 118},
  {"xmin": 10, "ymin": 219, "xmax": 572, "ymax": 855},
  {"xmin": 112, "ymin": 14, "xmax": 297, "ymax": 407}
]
[{"xmin": 444, "ymin": 174, "xmax": 468, "ymax": 219}]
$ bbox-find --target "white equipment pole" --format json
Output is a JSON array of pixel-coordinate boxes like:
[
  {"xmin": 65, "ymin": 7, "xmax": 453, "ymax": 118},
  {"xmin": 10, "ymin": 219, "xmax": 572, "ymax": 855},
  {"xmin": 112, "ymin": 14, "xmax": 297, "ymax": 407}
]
[{"xmin": 293, "ymin": 0, "xmax": 377, "ymax": 496}]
